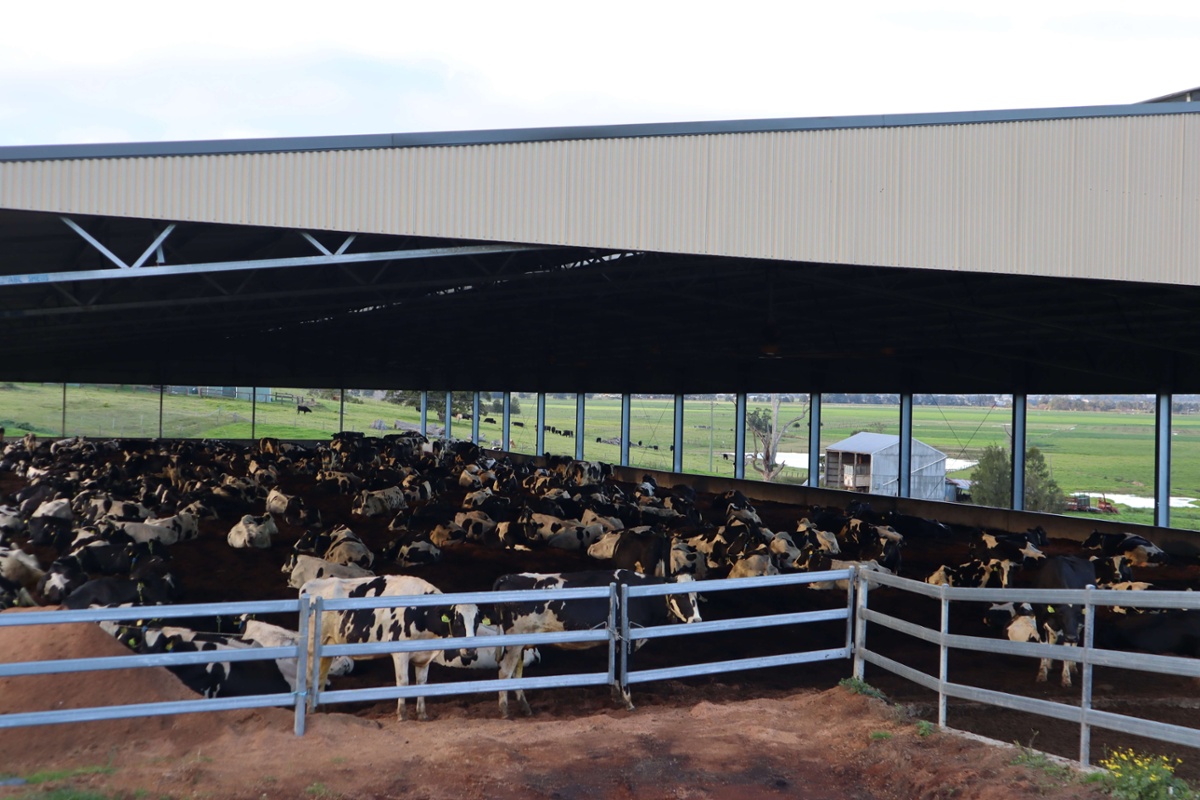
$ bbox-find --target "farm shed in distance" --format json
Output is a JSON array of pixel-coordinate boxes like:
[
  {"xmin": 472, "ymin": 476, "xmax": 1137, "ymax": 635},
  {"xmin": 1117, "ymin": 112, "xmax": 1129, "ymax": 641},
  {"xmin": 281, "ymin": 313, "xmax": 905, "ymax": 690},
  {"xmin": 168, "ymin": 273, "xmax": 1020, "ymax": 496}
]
[{"xmin": 825, "ymin": 433, "xmax": 947, "ymax": 501}]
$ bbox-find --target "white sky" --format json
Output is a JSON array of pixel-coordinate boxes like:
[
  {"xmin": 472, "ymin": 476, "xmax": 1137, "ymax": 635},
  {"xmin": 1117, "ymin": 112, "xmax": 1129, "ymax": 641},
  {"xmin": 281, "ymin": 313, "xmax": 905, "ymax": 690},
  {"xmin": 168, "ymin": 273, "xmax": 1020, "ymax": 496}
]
[{"xmin": 1, "ymin": 0, "xmax": 1197, "ymax": 146}]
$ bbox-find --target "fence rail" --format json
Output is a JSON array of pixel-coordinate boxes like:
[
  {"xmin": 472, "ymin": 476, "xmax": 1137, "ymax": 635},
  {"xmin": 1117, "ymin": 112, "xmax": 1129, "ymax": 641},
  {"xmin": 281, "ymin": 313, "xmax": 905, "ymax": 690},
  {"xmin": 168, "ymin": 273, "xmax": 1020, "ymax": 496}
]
[
  {"xmin": 3, "ymin": 568, "xmax": 1199, "ymax": 769},
  {"xmin": 854, "ymin": 569, "xmax": 1200, "ymax": 764}
]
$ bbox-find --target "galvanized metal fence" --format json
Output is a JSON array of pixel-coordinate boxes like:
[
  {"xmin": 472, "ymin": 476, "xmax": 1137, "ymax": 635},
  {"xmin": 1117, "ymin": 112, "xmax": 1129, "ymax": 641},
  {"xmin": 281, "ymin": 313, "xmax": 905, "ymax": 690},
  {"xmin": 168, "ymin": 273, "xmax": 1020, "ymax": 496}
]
[
  {"xmin": 0, "ymin": 570, "xmax": 854, "ymax": 735},
  {"xmin": 854, "ymin": 569, "xmax": 1200, "ymax": 766}
]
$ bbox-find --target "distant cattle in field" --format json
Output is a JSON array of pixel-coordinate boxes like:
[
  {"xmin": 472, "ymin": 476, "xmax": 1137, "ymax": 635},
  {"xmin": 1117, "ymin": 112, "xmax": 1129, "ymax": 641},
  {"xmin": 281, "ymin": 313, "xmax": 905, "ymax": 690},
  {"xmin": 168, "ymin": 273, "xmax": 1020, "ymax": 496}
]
[{"xmin": 298, "ymin": 405, "xmax": 313, "ymax": 415}]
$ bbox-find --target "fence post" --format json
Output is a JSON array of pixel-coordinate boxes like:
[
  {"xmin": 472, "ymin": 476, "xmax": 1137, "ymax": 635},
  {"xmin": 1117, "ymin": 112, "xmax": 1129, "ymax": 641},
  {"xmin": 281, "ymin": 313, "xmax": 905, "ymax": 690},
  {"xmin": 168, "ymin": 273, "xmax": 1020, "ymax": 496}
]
[
  {"xmin": 938, "ymin": 584, "xmax": 949, "ymax": 728},
  {"xmin": 294, "ymin": 594, "xmax": 311, "ymax": 736},
  {"xmin": 618, "ymin": 583, "xmax": 630, "ymax": 697},
  {"xmin": 853, "ymin": 566, "xmax": 868, "ymax": 680},
  {"xmin": 1080, "ymin": 584, "xmax": 1096, "ymax": 766},
  {"xmin": 610, "ymin": 582, "xmax": 621, "ymax": 695},
  {"xmin": 308, "ymin": 596, "xmax": 325, "ymax": 714}
]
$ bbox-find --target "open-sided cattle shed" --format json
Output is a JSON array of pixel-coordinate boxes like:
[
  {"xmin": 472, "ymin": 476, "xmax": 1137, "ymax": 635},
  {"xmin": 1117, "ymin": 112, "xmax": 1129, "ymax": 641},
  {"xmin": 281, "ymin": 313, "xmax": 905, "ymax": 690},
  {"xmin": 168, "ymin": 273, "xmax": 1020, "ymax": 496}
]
[{"xmin": 1, "ymin": 96, "xmax": 1199, "ymax": 396}]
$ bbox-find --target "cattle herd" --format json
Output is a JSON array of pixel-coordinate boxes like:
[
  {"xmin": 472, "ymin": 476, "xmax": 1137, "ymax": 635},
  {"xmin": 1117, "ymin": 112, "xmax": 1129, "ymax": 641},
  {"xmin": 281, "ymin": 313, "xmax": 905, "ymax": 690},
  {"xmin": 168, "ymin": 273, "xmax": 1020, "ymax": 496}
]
[{"xmin": 1, "ymin": 430, "xmax": 1198, "ymax": 722}]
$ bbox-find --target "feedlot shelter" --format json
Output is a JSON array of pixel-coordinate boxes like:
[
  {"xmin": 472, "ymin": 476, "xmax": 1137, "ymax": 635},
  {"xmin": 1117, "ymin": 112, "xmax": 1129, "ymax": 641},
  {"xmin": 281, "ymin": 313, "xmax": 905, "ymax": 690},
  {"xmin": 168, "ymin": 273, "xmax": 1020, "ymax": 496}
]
[{"xmin": 1, "ymin": 100, "xmax": 1199, "ymax": 438}]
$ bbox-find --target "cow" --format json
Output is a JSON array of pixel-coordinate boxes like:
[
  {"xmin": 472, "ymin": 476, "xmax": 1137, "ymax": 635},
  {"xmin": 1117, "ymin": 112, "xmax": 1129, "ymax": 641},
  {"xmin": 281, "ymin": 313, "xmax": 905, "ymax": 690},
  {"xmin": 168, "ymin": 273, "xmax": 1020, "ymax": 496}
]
[
  {"xmin": 321, "ymin": 525, "xmax": 374, "ymax": 569},
  {"xmin": 113, "ymin": 511, "xmax": 199, "ymax": 546},
  {"xmin": 491, "ymin": 569, "xmax": 701, "ymax": 718},
  {"xmin": 300, "ymin": 575, "xmax": 482, "ymax": 721},
  {"xmin": 0, "ymin": 545, "xmax": 44, "ymax": 594},
  {"xmin": 112, "ymin": 624, "xmax": 292, "ymax": 698},
  {"xmin": 36, "ymin": 554, "xmax": 87, "ymax": 604},
  {"xmin": 298, "ymin": 405, "xmax": 313, "ymax": 415},
  {"xmin": 238, "ymin": 619, "xmax": 354, "ymax": 690},
  {"xmin": 1082, "ymin": 531, "xmax": 1167, "ymax": 567},
  {"xmin": 283, "ymin": 553, "xmax": 374, "ymax": 589},
  {"xmin": 62, "ymin": 558, "xmax": 180, "ymax": 609},
  {"xmin": 227, "ymin": 513, "xmax": 278, "ymax": 549},
  {"xmin": 351, "ymin": 485, "xmax": 406, "ymax": 518},
  {"xmin": 1031, "ymin": 555, "xmax": 1097, "ymax": 687}
]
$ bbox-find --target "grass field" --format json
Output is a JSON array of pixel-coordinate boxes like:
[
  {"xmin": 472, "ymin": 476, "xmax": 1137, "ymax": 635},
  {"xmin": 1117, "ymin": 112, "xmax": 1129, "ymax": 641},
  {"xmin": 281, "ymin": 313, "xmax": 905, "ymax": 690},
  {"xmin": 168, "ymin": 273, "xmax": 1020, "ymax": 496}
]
[{"xmin": 5, "ymin": 383, "xmax": 1200, "ymax": 529}]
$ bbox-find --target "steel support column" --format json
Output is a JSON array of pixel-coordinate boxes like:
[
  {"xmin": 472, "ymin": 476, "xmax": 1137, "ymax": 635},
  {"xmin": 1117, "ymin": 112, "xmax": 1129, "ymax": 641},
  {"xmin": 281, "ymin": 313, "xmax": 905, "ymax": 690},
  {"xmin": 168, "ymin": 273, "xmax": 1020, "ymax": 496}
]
[
  {"xmin": 536, "ymin": 393, "xmax": 546, "ymax": 455},
  {"xmin": 1012, "ymin": 394, "xmax": 1027, "ymax": 511},
  {"xmin": 899, "ymin": 393, "xmax": 913, "ymax": 498},
  {"xmin": 673, "ymin": 394, "xmax": 684, "ymax": 473},
  {"xmin": 620, "ymin": 394, "xmax": 631, "ymax": 467},
  {"xmin": 576, "ymin": 394, "xmax": 586, "ymax": 461},
  {"xmin": 809, "ymin": 394, "xmax": 822, "ymax": 488},
  {"xmin": 502, "ymin": 393, "xmax": 511, "ymax": 452},
  {"xmin": 444, "ymin": 391, "xmax": 453, "ymax": 440},
  {"xmin": 1156, "ymin": 393, "xmax": 1172, "ymax": 528},
  {"xmin": 472, "ymin": 392, "xmax": 481, "ymax": 445},
  {"xmin": 339, "ymin": 390, "xmax": 345, "ymax": 434},
  {"xmin": 419, "ymin": 391, "xmax": 428, "ymax": 437},
  {"xmin": 159, "ymin": 385, "xmax": 165, "ymax": 439},
  {"xmin": 734, "ymin": 393, "xmax": 747, "ymax": 480}
]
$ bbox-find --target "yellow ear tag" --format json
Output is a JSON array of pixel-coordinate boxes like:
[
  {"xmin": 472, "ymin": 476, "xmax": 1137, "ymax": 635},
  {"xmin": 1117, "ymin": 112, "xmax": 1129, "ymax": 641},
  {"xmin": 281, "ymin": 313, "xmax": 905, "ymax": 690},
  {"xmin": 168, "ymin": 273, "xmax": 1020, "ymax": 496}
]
[
  {"xmin": 481, "ymin": 617, "xmax": 492, "ymax": 626},
  {"xmin": 126, "ymin": 638, "xmax": 137, "ymax": 647},
  {"xmin": 166, "ymin": 642, "xmax": 174, "ymax": 651},
  {"xmin": 440, "ymin": 614, "xmax": 451, "ymax": 624},
  {"xmin": 1046, "ymin": 605, "xmax": 1055, "ymax": 613}
]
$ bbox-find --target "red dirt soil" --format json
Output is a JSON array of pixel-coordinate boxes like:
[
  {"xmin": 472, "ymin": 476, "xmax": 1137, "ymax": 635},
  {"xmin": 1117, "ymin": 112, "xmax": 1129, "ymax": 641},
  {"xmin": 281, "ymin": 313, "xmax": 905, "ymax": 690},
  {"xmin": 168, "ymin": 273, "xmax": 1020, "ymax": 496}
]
[{"xmin": 0, "ymin": 615, "xmax": 1112, "ymax": 800}]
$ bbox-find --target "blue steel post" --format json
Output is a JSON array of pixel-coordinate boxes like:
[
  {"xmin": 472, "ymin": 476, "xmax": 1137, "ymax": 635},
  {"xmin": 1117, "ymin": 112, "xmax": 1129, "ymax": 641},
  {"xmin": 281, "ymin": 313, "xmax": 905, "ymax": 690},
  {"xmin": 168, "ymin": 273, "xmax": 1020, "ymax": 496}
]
[
  {"xmin": 444, "ymin": 391, "xmax": 453, "ymax": 440},
  {"xmin": 808, "ymin": 394, "xmax": 822, "ymax": 488},
  {"xmin": 419, "ymin": 391, "xmax": 428, "ymax": 436},
  {"xmin": 472, "ymin": 392, "xmax": 481, "ymax": 445},
  {"xmin": 734, "ymin": 393, "xmax": 747, "ymax": 479},
  {"xmin": 576, "ymin": 393, "xmax": 586, "ymax": 460},
  {"xmin": 61, "ymin": 383, "xmax": 66, "ymax": 437},
  {"xmin": 620, "ymin": 394, "xmax": 631, "ymax": 467},
  {"xmin": 339, "ymin": 389, "xmax": 345, "ymax": 434},
  {"xmin": 1012, "ymin": 394, "xmax": 1027, "ymax": 511},
  {"xmin": 502, "ymin": 393, "xmax": 511, "ymax": 452},
  {"xmin": 899, "ymin": 393, "xmax": 913, "ymax": 498},
  {"xmin": 673, "ymin": 393, "xmax": 684, "ymax": 473},
  {"xmin": 536, "ymin": 393, "xmax": 546, "ymax": 455},
  {"xmin": 1156, "ymin": 393, "xmax": 1172, "ymax": 528},
  {"xmin": 160, "ymin": 384, "xmax": 165, "ymax": 439}
]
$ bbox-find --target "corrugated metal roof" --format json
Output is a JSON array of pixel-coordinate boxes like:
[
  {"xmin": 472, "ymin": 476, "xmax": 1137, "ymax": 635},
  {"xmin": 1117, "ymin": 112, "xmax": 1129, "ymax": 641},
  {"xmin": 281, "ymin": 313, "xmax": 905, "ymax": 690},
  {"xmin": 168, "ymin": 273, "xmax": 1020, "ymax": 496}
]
[{"xmin": 826, "ymin": 432, "xmax": 946, "ymax": 457}]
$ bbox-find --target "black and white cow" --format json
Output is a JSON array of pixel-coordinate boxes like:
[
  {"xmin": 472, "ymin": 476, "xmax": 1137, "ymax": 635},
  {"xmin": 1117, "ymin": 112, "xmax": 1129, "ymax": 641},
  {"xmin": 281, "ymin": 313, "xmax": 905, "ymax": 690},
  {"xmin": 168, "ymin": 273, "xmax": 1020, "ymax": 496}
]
[
  {"xmin": 351, "ymin": 485, "xmax": 406, "ymax": 517},
  {"xmin": 300, "ymin": 575, "xmax": 482, "ymax": 721},
  {"xmin": 490, "ymin": 569, "xmax": 701, "ymax": 717},
  {"xmin": 322, "ymin": 525, "xmax": 374, "ymax": 569},
  {"xmin": 1031, "ymin": 555, "xmax": 1097, "ymax": 687},
  {"xmin": 227, "ymin": 513, "xmax": 278, "ymax": 549},
  {"xmin": 283, "ymin": 553, "xmax": 374, "ymax": 589},
  {"xmin": 111, "ymin": 624, "xmax": 292, "ymax": 698},
  {"xmin": 1082, "ymin": 531, "xmax": 1167, "ymax": 567}
]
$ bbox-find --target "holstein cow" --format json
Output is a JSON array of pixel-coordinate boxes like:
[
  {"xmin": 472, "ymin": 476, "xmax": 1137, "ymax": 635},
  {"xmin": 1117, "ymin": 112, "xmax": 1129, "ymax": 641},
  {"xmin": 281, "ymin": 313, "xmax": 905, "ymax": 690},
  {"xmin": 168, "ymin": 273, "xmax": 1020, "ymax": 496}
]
[
  {"xmin": 238, "ymin": 618, "xmax": 354, "ymax": 690},
  {"xmin": 351, "ymin": 485, "xmax": 406, "ymax": 518},
  {"xmin": 1032, "ymin": 555, "xmax": 1097, "ymax": 687},
  {"xmin": 322, "ymin": 525, "xmax": 374, "ymax": 569},
  {"xmin": 300, "ymin": 574, "xmax": 482, "ymax": 721},
  {"xmin": 227, "ymin": 513, "xmax": 278, "ymax": 549},
  {"xmin": 283, "ymin": 553, "xmax": 374, "ymax": 589},
  {"xmin": 1082, "ymin": 531, "xmax": 1167, "ymax": 567},
  {"xmin": 491, "ymin": 569, "xmax": 701, "ymax": 718}
]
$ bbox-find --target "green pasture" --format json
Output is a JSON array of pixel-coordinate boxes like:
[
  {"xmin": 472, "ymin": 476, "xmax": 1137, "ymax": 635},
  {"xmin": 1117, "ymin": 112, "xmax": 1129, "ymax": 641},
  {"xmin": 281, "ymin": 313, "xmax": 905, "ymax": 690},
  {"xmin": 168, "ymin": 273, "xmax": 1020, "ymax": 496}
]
[{"xmin": 6, "ymin": 383, "xmax": 1200, "ymax": 529}]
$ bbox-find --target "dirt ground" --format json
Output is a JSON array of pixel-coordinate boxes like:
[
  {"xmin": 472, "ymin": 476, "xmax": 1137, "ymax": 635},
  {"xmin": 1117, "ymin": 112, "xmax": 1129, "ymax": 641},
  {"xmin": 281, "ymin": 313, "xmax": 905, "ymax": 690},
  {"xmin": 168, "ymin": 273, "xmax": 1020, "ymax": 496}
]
[
  {"xmin": 1, "ymin": 451, "xmax": 1198, "ymax": 798},
  {"xmin": 0, "ymin": 618, "xmax": 1112, "ymax": 800}
]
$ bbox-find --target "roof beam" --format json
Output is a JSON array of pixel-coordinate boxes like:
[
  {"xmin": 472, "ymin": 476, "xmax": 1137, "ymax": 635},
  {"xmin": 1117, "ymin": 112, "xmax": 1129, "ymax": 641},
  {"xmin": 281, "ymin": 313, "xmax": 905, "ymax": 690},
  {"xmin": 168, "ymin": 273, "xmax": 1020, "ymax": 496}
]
[{"xmin": 0, "ymin": 242, "xmax": 547, "ymax": 287}]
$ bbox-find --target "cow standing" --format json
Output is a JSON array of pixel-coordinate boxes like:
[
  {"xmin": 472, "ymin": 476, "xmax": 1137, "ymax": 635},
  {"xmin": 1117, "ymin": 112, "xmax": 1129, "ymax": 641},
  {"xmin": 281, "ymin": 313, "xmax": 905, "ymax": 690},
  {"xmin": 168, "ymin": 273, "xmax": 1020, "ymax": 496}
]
[{"xmin": 491, "ymin": 569, "xmax": 701, "ymax": 718}]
